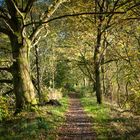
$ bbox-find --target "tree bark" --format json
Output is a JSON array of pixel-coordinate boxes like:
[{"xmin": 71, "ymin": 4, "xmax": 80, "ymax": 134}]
[
  {"xmin": 35, "ymin": 45, "xmax": 41, "ymax": 102},
  {"xmin": 93, "ymin": 1, "xmax": 104, "ymax": 104},
  {"xmin": 94, "ymin": 59, "xmax": 102, "ymax": 104},
  {"xmin": 10, "ymin": 35, "xmax": 37, "ymax": 111},
  {"xmin": 94, "ymin": 24, "xmax": 102, "ymax": 104}
]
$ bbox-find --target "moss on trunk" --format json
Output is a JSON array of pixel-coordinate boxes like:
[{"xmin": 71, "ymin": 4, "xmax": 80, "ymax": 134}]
[{"xmin": 11, "ymin": 35, "xmax": 37, "ymax": 112}]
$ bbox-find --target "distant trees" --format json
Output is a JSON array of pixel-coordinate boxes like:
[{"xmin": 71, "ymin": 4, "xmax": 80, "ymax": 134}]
[{"xmin": 50, "ymin": 0, "xmax": 140, "ymax": 107}]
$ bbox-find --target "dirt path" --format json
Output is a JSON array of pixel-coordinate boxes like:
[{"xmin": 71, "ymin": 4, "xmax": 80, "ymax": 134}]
[{"xmin": 57, "ymin": 95, "xmax": 96, "ymax": 140}]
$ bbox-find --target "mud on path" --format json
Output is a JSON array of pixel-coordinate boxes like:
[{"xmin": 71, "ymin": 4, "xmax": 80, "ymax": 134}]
[{"xmin": 57, "ymin": 94, "xmax": 96, "ymax": 140}]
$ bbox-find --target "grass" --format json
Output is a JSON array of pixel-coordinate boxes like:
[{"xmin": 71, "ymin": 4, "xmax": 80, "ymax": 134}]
[
  {"xmin": 0, "ymin": 97, "xmax": 69, "ymax": 140},
  {"xmin": 81, "ymin": 96, "xmax": 140, "ymax": 140}
]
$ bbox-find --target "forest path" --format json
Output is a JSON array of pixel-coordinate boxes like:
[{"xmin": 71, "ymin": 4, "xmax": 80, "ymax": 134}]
[{"xmin": 57, "ymin": 94, "xmax": 96, "ymax": 140}]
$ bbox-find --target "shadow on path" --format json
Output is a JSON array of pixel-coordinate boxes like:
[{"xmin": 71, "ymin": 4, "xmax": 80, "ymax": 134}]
[{"xmin": 57, "ymin": 93, "xmax": 96, "ymax": 140}]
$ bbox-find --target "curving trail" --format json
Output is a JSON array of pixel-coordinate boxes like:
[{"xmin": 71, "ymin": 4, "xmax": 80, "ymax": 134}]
[{"xmin": 57, "ymin": 94, "xmax": 96, "ymax": 140}]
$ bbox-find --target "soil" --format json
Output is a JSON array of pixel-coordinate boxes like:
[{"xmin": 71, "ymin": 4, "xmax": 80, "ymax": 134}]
[{"xmin": 57, "ymin": 94, "xmax": 96, "ymax": 140}]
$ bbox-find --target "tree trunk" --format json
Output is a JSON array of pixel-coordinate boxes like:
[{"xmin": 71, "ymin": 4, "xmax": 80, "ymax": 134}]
[
  {"xmin": 11, "ymin": 36, "xmax": 37, "ymax": 112},
  {"xmin": 94, "ymin": 24, "xmax": 102, "ymax": 104},
  {"xmin": 94, "ymin": 61, "xmax": 102, "ymax": 104},
  {"xmin": 35, "ymin": 45, "xmax": 41, "ymax": 102}
]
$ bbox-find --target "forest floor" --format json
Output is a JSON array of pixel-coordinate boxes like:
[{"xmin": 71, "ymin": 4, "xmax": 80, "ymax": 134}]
[
  {"xmin": 0, "ymin": 94, "xmax": 140, "ymax": 139},
  {"xmin": 81, "ymin": 96, "xmax": 140, "ymax": 140},
  {"xmin": 0, "ymin": 97, "xmax": 69, "ymax": 140},
  {"xmin": 57, "ymin": 94, "xmax": 96, "ymax": 140}
]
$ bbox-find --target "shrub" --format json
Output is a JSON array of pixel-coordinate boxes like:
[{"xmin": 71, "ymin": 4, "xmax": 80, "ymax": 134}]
[{"xmin": 0, "ymin": 96, "xmax": 9, "ymax": 121}]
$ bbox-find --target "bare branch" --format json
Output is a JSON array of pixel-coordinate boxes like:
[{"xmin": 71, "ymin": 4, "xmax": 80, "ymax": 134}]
[
  {"xmin": 31, "ymin": 29, "xmax": 49, "ymax": 48},
  {"xmin": 29, "ymin": 0, "xmax": 69, "ymax": 42},
  {"xmin": 31, "ymin": 36, "xmax": 41, "ymax": 48},
  {"xmin": 42, "ymin": 0, "xmax": 64, "ymax": 21},
  {"xmin": 11, "ymin": 0, "xmax": 24, "ymax": 18}
]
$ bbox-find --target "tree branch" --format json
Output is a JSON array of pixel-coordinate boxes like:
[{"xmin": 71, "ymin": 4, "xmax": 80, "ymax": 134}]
[
  {"xmin": 0, "ymin": 79, "xmax": 13, "ymax": 83},
  {"xmin": 29, "ymin": 0, "xmax": 64, "ymax": 42},
  {"xmin": 2, "ymin": 89, "xmax": 13, "ymax": 96},
  {"xmin": 0, "ymin": 27, "xmax": 11, "ymax": 35},
  {"xmin": 24, "ymin": 0, "xmax": 36, "ymax": 15},
  {"xmin": 115, "ymin": 0, "xmax": 133, "ymax": 10},
  {"xmin": 78, "ymin": 52, "xmax": 95, "ymax": 82},
  {"xmin": 0, "ymin": 6, "xmax": 10, "ymax": 18},
  {"xmin": 42, "ymin": 0, "xmax": 64, "ymax": 21},
  {"xmin": 0, "ymin": 67, "xmax": 11, "ymax": 72},
  {"xmin": 78, "ymin": 65, "xmax": 90, "ymax": 78},
  {"xmin": 126, "ymin": 1, "xmax": 140, "ymax": 12},
  {"xmin": 124, "ymin": 17, "xmax": 140, "ymax": 20},
  {"xmin": 102, "ymin": 59, "xmax": 119, "ymax": 65},
  {"xmin": 26, "ymin": 11, "xmax": 126, "ymax": 28},
  {"xmin": 5, "ymin": 0, "xmax": 16, "ymax": 17},
  {"xmin": 11, "ymin": 0, "xmax": 24, "ymax": 18},
  {"xmin": 0, "ymin": 15, "xmax": 7, "ymax": 20}
]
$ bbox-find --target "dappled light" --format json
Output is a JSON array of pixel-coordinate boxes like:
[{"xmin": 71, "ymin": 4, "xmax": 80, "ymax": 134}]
[
  {"xmin": 58, "ymin": 94, "xmax": 96, "ymax": 139},
  {"xmin": 0, "ymin": 0, "xmax": 140, "ymax": 139}
]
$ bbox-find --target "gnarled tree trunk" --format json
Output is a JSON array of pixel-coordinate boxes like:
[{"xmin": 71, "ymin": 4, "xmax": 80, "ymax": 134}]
[
  {"xmin": 0, "ymin": 0, "xmax": 64, "ymax": 113},
  {"xmin": 10, "ymin": 35, "xmax": 37, "ymax": 112}
]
